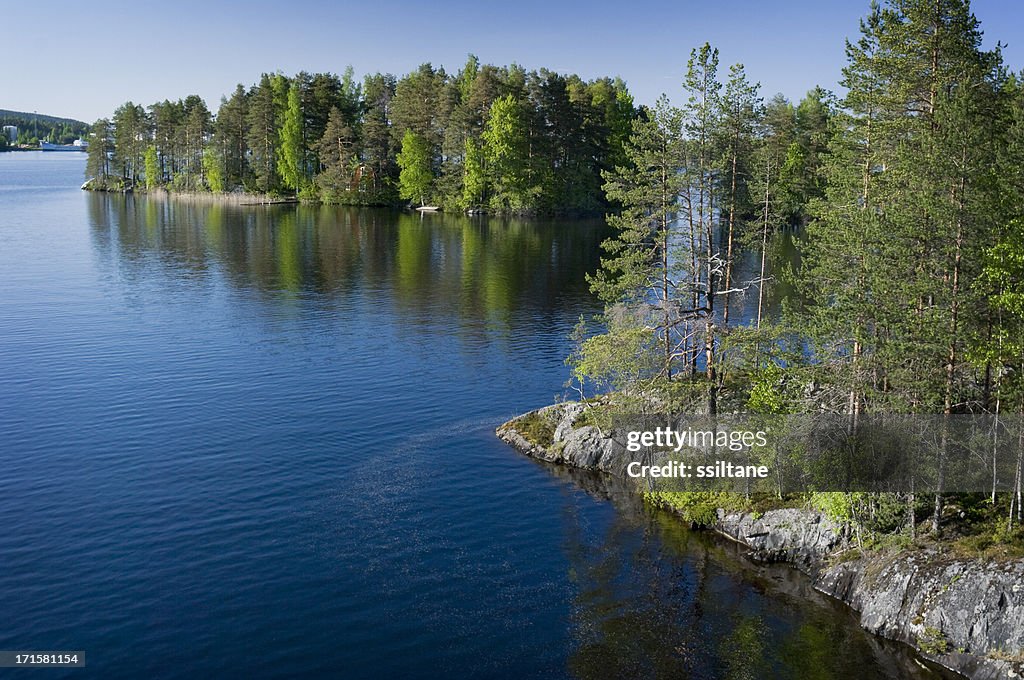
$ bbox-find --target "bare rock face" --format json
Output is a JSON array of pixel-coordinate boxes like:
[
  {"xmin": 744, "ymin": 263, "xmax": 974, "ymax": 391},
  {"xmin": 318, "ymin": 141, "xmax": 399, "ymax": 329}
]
[
  {"xmin": 817, "ymin": 555, "xmax": 1024, "ymax": 680},
  {"xmin": 496, "ymin": 402, "xmax": 1024, "ymax": 680},
  {"xmin": 714, "ymin": 508, "xmax": 847, "ymax": 574},
  {"xmin": 496, "ymin": 403, "xmax": 628, "ymax": 474}
]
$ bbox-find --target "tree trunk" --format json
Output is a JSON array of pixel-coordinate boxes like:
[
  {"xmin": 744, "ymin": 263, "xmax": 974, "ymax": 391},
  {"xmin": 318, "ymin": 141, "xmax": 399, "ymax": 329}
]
[
  {"xmin": 756, "ymin": 155, "xmax": 770, "ymax": 332},
  {"xmin": 723, "ymin": 148, "xmax": 738, "ymax": 325}
]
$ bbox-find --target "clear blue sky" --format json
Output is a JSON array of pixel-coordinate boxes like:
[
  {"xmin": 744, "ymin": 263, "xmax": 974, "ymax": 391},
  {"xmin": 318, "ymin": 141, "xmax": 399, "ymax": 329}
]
[{"xmin": 4, "ymin": 0, "xmax": 1022, "ymax": 123}]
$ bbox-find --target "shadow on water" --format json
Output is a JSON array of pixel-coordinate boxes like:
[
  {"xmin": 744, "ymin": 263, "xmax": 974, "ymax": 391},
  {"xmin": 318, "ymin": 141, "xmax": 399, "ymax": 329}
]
[{"xmin": 535, "ymin": 460, "xmax": 960, "ymax": 680}]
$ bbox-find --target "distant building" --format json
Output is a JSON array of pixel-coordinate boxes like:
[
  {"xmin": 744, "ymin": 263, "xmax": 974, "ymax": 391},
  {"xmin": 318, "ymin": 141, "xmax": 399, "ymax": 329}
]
[{"xmin": 2, "ymin": 126, "xmax": 17, "ymax": 143}]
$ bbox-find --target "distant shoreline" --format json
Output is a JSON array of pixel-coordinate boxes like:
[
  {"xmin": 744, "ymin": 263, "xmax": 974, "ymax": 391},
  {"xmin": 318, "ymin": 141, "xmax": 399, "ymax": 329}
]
[{"xmin": 0, "ymin": 147, "xmax": 81, "ymax": 153}]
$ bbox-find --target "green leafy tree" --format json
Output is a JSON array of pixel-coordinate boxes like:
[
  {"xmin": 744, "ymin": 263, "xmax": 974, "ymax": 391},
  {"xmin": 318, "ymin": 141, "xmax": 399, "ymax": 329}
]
[
  {"xmin": 482, "ymin": 94, "xmax": 531, "ymax": 210},
  {"xmin": 203, "ymin": 146, "xmax": 225, "ymax": 193},
  {"xmin": 144, "ymin": 145, "xmax": 160, "ymax": 189},
  {"xmin": 461, "ymin": 137, "xmax": 487, "ymax": 209},
  {"xmin": 278, "ymin": 81, "xmax": 305, "ymax": 191},
  {"xmin": 397, "ymin": 129, "xmax": 432, "ymax": 206}
]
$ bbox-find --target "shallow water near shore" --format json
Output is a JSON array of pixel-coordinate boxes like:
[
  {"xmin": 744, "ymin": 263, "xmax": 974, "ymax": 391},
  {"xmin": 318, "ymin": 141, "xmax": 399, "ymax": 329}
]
[{"xmin": 0, "ymin": 151, "xmax": 952, "ymax": 678}]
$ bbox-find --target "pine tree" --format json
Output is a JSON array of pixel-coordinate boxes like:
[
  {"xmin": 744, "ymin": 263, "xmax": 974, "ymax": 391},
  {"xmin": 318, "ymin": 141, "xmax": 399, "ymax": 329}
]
[
  {"xmin": 682, "ymin": 42, "xmax": 723, "ymax": 410},
  {"xmin": 246, "ymin": 74, "xmax": 281, "ymax": 193},
  {"xmin": 149, "ymin": 99, "xmax": 184, "ymax": 181},
  {"xmin": 583, "ymin": 96, "xmax": 686, "ymax": 388},
  {"xmin": 315, "ymin": 107, "xmax": 356, "ymax": 199},
  {"xmin": 215, "ymin": 85, "xmax": 249, "ymax": 189},
  {"xmin": 361, "ymin": 73, "xmax": 397, "ymax": 192},
  {"xmin": 111, "ymin": 101, "xmax": 147, "ymax": 186},
  {"xmin": 795, "ymin": 0, "xmax": 1007, "ymax": 533},
  {"xmin": 85, "ymin": 118, "xmax": 112, "ymax": 186},
  {"xmin": 717, "ymin": 63, "xmax": 762, "ymax": 325}
]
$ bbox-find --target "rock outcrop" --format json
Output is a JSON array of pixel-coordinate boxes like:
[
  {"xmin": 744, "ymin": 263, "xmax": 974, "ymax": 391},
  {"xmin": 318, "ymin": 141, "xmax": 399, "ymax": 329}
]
[
  {"xmin": 817, "ymin": 554, "xmax": 1024, "ymax": 680},
  {"xmin": 497, "ymin": 402, "xmax": 1024, "ymax": 680},
  {"xmin": 714, "ymin": 507, "xmax": 848, "ymax": 574}
]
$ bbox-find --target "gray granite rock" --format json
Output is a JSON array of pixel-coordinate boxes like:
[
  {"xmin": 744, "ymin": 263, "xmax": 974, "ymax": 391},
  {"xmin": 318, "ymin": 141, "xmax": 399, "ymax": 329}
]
[
  {"xmin": 496, "ymin": 402, "xmax": 1024, "ymax": 679},
  {"xmin": 714, "ymin": 508, "xmax": 847, "ymax": 574}
]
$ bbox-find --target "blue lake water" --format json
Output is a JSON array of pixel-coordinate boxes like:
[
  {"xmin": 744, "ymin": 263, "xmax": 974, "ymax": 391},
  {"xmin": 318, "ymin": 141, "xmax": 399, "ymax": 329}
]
[{"xmin": 0, "ymin": 152, "xmax": 947, "ymax": 678}]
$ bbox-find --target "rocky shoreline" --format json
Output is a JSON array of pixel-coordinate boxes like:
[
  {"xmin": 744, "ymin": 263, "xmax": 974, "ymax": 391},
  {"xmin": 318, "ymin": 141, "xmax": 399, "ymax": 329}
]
[{"xmin": 496, "ymin": 402, "xmax": 1024, "ymax": 680}]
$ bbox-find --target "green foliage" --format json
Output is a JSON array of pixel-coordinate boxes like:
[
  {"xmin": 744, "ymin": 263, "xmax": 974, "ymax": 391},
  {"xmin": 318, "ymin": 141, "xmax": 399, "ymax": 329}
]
[
  {"xmin": 514, "ymin": 410, "xmax": 557, "ymax": 448},
  {"xmin": 918, "ymin": 627, "xmax": 951, "ymax": 656},
  {"xmin": 461, "ymin": 137, "xmax": 487, "ymax": 209},
  {"xmin": 202, "ymin": 146, "xmax": 224, "ymax": 193},
  {"xmin": 809, "ymin": 492, "xmax": 859, "ymax": 522},
  {"xmin": 567, "ymin": 314, "xmax": 662, "ymax": 396},
  {"xmin": 112, "ymin": 101, "xmax": 147, "ymax": 185},
  {"xmin": 482, "ymin": 95, "xmax": 531, "ymax": 210},
  {"xmin": 85, "ymin": 119, "xmax": 112, "ymax": 186},
  {"xmin": 314, "ymin": 107, "xmax": 357, "ymax": 199},
  {"xmin": 143, "ymin": 146, "xmax": 160, "ymax": 190},
  {"xmin": 277, "ymin": 81, "xmax": 305, "ymax": 191},
  {"xmin": 86, "ymin": 62, "xmax": 636, "ymax": 211},
  {"xmin": 647, "ymin": 491, "xmax": 745, "ymax": 526},
  {"xmin": 794, "ymin": 0, "xmax": 1005, "ymax": 419},
  {"xmin": 0, "ymin": 109, "xmax": 88, "ymax": 145},
  {"xmin": 246, "ymin": 73, "xmax": 282, "ymax": 193},
  {"xmin": 747, "ymin": 363, "xmax": 794, "ymax": 414},
  {"xmin": 397, "ymin": 129, "xmax": 433, "ymax": 206}
]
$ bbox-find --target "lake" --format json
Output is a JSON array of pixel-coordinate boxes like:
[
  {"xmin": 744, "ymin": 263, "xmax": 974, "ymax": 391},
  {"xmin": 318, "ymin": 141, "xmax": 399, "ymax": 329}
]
[{"xmin": 0, "ymin": 152, "xmax": 945, "ymax": 678}]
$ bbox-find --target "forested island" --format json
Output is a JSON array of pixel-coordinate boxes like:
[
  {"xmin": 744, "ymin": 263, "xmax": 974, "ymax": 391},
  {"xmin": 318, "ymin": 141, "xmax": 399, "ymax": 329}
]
[
  {"xmin": 81, "ymin": 58, "xmax": 834, "ymax": 215},
  {"xmin": 494, "ymin": 0, "xmax": 1023, "ymax": 677},
  {"xmin": 83, "ymin": 60, "xmax": 640, "ymax": 213}
]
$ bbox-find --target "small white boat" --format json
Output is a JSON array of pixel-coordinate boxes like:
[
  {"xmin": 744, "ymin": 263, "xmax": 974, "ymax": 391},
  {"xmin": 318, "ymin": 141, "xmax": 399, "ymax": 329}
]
[{"xmin": 416, "ymin": 206, "xmax": 439, "ymax": 212}]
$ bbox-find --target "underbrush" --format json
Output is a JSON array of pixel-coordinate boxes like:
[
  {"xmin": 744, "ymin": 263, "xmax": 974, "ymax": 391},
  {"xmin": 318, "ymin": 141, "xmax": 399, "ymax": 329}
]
[{"xmin": 514, "ymin": 410, "xmax": 557, "ymax": 448}]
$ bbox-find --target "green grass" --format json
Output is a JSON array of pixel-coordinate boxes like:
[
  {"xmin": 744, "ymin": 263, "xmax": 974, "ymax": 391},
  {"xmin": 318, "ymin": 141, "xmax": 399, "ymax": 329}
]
[
  {"xmin": 645, "ymin": 492, "xmax": 794, "ymax": 527},
  {"xmin": 514, "ymin": 410, "xmax": 556, "ymax": 448},
  {"xmin": 918, "ymin": 627, "xmax": 951, "ymax": 656}
]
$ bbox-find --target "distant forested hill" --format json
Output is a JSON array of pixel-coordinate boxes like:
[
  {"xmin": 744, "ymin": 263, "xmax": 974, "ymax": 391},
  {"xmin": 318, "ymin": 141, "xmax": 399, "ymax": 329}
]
[{"xmin": 0, "ymin": 109, "xmax": 89, "ymax": 146}]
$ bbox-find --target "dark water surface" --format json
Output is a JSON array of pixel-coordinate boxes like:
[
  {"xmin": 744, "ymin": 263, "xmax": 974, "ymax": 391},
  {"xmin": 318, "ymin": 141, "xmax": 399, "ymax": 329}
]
[{"xmin": 0, "ymin": 153, "xmax": 944, "ymax": 678}]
